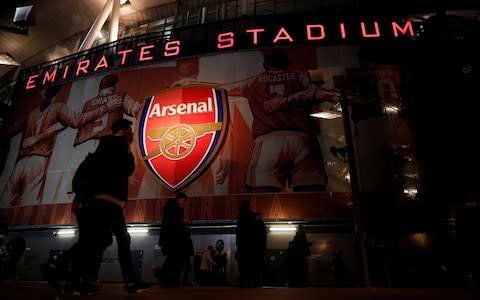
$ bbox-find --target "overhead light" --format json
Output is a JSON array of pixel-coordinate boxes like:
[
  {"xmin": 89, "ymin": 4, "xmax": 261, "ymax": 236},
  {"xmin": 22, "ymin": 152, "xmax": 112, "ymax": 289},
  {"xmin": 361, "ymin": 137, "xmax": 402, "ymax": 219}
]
[
  {"xmin": 55, "ymin": 229, "xmax": 76, "ymax": 237},
  {"xmin": 403, "ymin": 188, "xmax": 418, "ymax": 198},
  {"xmin": 193, "ymin": 225, "xmax": 236, "ymax": 229},
  {"xmin": 384, "ymin": 104, "xmax": 400, "ymax": 114},
  {"xmin": 128, "ymin": 227, "xmax": 149, "ymax": 234},
  {"xmin": 269, "ymin": 225, "xmax": 297, "ymax": 232}
]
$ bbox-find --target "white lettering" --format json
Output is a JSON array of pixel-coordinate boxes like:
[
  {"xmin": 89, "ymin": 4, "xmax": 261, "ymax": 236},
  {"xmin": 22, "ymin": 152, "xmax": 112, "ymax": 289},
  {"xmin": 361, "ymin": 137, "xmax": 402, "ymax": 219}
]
[
  {"xmin": 148, "ymin": 97, "xmax": 213, "ymax": 118},
  {"xmin": 149, "ymin": 102, "xmax": 162, "ymax": 117},
  {"xmin": 177, "ymin": 103, "xmax": 187, "ymax": 115}
]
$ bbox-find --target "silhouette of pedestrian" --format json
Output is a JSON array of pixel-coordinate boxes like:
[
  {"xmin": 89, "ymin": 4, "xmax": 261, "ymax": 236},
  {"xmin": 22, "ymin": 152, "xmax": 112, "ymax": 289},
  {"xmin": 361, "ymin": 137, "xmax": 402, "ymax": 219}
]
[
  {"xmin": 182, "ymin": 228, "xmax": 195, "ymax": 285},
  {"xmin": 285, "ymin": 241, "xmax": 295, "ymax": 287},
  {"xmin": 4, "ymin": 231, "xmax": 25, "ymax": 280},
  {"xmin": 158, "ymin": 192, "xmax": 189, "ymax": 286},
  {"xmin": 213, "ymin": 239, "xmax": 228, "ymax": 285},
  {"xmin": 199, "ymin": 245, "xmax": 216, "ymax": 286},
  {"xmin": 291, "ymin": 225, "xmax": 311, "ymax": 287},
  {"xmin": 332, "ymin": 249, "xmax": 345, "ymax": 286},
  {"xmin": 235, "ymin": 200, "xmax": 257, "ymax": 287},
  {"xmin": 253, "ymin": 212, "xmax": 267, "ymax": 287},
  {"xmin": 66, "ymin": 118, "xmax": 151, "ymax": 294}
]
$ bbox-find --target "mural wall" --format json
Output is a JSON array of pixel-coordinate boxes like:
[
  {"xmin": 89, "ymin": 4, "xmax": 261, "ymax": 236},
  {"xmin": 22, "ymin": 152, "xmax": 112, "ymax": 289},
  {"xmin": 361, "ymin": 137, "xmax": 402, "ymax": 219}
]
[{"xmin": 0, "ymin": 46, "xmax": 366, "ymax": 225}]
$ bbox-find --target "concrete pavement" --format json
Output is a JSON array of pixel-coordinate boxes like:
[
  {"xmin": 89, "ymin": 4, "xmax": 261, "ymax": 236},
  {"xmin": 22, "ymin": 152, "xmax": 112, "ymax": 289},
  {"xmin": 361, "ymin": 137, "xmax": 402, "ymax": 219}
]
[{"xmin": 1, "ymin": 281, "xmax": 479, "ymax": 300}]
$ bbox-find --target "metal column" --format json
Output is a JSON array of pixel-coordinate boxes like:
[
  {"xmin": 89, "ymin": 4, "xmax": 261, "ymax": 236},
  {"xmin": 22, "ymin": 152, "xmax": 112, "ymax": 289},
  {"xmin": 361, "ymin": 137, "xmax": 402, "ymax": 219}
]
[
  {"xmin": 78, "ymin": 0, "xmax": 114, "ymax": 52},
  {"xmin": 109, "ymin": 0, "xmax": 120, "ymax": 42}
]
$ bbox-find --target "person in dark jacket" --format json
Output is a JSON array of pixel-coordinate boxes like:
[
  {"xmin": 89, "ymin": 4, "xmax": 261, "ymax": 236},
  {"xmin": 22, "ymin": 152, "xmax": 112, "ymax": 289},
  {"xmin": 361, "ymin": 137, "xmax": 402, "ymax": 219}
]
[
  {"xmin": 4, "ymin": 231, "xmax": 25, "ymax": 280},
  {"xmin": 290, "ymin": 224, "xmax": 311, "ymax": 287},
  {"xmin": 331, "ymin": 249, "xmax": 345, "ymax": 286},
  {"xmin": 73, "ymin": 118, "xmax": 151, "ymax": 294},
  {"xmin": 252, "ymin": 212, "xmax": 267, "ymax": 287},
  {"xmin": 213, "ymin": 239, "xmax": 228, "ymax": 285},
  {"xmin": 235, "ymin": 200, "xmax": 257, "ymax": 286},
  {"xmin": 158, "ymin": 192, "xmax": 189, "ymax": 286}
]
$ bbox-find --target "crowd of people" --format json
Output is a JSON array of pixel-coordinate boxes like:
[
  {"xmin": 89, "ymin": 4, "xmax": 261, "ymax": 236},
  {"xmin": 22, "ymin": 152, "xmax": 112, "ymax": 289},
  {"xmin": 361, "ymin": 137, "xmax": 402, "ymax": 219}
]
[
  {"xmin": 0, "ymin": 118, "xmax": 343, "ymax": 293},
  {"xmin": 1, "ymin": 186, "xmax": 348, "ymax": 292}
]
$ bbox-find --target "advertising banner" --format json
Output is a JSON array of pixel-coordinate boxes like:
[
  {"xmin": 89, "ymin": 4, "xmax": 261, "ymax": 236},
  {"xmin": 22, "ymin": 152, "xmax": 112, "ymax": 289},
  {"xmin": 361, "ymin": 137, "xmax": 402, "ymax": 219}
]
[{"xmin": 0, "ymin": 46, "xmax": 358, "ymax": 224}]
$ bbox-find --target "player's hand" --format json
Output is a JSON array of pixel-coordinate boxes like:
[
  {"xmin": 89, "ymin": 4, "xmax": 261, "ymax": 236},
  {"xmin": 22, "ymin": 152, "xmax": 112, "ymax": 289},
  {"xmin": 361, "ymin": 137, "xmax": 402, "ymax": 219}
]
[
  {"xmin": 22, "ymin": 136, "xmax": 38, "ymax": 148},
  {"xmin": 106, "ymin": 95, "xmax": 123, "ymax": 111},
  {"xmin": 264, "ymin": 95, "xmax": 285, "ymax": 113}
]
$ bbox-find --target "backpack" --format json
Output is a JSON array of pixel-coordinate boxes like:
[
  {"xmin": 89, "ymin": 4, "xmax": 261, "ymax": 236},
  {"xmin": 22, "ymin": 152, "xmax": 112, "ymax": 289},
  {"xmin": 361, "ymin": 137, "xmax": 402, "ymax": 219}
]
[{"xmin": 72, "ymin": 152, "xmax": 99, "ymax": 204}]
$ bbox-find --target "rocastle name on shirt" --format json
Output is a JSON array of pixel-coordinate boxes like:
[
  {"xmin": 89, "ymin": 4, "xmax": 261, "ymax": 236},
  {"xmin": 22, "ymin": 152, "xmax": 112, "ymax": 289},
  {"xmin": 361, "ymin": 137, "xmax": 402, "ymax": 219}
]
[{"xmin": 258, "ymin": 72, "xmax": 299, "ymax": 83}]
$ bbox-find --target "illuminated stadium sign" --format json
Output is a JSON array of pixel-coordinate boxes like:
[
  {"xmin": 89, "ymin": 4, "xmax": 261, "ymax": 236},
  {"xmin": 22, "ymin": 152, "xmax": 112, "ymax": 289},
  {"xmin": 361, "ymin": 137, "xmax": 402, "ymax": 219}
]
[
  {"xmin": 137, "ymin": 85, "xmax": 229, "ymax": 191},
  {"xmin": 22, "ymin": 19, "xmax": 417, "ymax": 91}
]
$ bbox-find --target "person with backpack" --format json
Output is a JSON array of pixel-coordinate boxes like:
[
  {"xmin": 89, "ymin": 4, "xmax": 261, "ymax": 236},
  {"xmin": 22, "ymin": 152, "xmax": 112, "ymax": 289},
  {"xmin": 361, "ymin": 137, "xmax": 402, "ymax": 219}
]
[
  {"xmin": 79, "ymin": 118, "xmax": 152, "ymax": 293},
  {"xmin": 44, "ymin": 118, "xmax": 151, "ymax": 295},
  {"xmin": 42, "ymin": 151, "xmax": 109, "ymax": 295}
]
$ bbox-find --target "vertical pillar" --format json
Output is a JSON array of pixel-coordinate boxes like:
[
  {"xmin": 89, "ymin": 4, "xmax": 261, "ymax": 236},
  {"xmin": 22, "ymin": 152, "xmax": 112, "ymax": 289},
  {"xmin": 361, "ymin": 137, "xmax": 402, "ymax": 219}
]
[
  {"xmin": 78, "ymin": 0, "xmax": 113, "ymax": 52},
  {"xmin": 220, "ymin": 2, "xmax": 226, "ymax": 20},
  {"xmin": 200, "ymin": 6, "xmax": 207, "ymax": 24},
  {"xmin": 110, "ymin": 0, "xmax": 120, "ymax": 42},
  {"xmin": 336, "ymin": 76, "xmax": 371, "ymax": 287},
  {"xmin": 241, "ymin": 0, "xmax": 248, "ymax": 16}
]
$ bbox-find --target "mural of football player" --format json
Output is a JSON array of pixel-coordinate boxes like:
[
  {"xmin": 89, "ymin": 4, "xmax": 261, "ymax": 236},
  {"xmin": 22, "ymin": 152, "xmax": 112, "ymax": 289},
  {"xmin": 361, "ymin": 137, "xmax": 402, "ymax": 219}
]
[
  {"xmin": 73, "ymin": 73, "xmax": 142, "ymax": 146},
  {"xmin": 222, "ymin": 48, "xmax": 338, "ymax": 193},
  {"xmin": 50, "ymin": 72, "xmax": 143, "ymax": 203},
  {"xmin": 0, "ymin": 85, "xmax": 121, "ymax": 206}
]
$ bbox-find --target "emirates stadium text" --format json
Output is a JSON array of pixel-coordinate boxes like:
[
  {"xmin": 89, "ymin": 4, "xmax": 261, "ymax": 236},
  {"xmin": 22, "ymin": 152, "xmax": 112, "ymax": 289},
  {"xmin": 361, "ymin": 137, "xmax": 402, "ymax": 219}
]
[{"xmin": 24, "ymin": 20, "xmax": 416, "ymax": 91}]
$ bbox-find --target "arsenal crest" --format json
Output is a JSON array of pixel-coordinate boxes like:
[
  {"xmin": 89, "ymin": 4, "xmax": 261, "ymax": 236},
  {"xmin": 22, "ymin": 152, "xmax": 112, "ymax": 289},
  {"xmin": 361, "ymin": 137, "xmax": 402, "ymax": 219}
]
[{"xmin": 137, "ymin": 85, "xmax": 229, "ymax": 191}]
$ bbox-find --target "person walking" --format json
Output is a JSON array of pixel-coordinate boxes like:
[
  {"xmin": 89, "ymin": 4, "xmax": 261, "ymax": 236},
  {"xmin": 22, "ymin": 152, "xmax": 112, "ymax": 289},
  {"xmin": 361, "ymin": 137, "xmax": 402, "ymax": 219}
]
[
  {"xmin": 213, "ymin": 239, "xmax": 228, "ymax": 285},
  {"xmin": 290, "ymin": 224, "xmax": 311, "ymax": 287},
  {"xmin": 181, "ymin": 227, "xmax": 195, "ymax": 286},
  {"xmin": 199, "ymin": 245, "xmax": 216, "ymax": 286},
  {"xmin": 235, "ymin": 200, "xmax": 257, "ymax": 287},
  {"xmin": 252, "ymin": 212, "xmax": 267, "ymax": 287},
  {"xmin": 3, "ymin": 231, "xmax": 26, "ymax": 280},
  {"xmin": 66, "ymin": 118, "xmax": 151, "ymax": 294},
  {"xmin": 332, "ymin": 249, "xmax": 346, "ymax": 286},
  {"xmin": 158, "ymin": 192, "xmax": 189, "ymax": 286}
]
